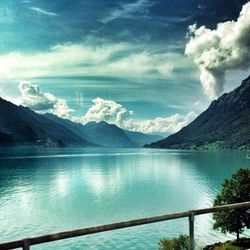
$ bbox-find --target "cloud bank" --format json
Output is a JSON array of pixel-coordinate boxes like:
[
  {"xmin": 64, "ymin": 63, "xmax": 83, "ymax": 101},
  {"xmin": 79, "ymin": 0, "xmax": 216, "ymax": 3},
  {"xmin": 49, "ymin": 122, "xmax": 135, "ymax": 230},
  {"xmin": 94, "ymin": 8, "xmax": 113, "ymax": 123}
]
[
  {"xmin": 185, "ymin": 2, "xmax": 250, "ymax": 100},
  {"xmin": 126, "ymin": 111, "xmax": 197, "ymax": 134},
  {"xmin": 0, "ymin": 42, "xmax": 192, "ymax": 81},
  {"xmin": 7, "ymin": 83, "xmax": 196, "ymax": 134},
  {"xmin": 18, "ymin": 81, "xmax": 73, "ymax": 118},
  {"xmin": 76, "ymin": 97, "xmax": 197, "ymax": 134}
]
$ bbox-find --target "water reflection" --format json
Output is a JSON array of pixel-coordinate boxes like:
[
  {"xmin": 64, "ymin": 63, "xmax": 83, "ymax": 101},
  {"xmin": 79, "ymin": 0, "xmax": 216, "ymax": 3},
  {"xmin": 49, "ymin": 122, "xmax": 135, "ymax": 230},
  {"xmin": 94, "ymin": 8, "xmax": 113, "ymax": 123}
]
[
  {"xmin": 84, "ymin": 168, "xmax": 122, "ymax": 197},
  {"xmin": 0, "ymin": 148, "xmax": 249, "ymax": 249},
  {"xmin": 55, "ymin": 173, "xmax": 69, "ymax": 197}
]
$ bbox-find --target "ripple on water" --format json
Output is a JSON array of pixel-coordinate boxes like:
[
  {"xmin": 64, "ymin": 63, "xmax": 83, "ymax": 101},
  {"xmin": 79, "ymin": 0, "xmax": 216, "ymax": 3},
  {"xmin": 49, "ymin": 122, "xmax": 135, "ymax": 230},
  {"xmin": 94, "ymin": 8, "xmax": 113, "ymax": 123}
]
[{"xmin": 0, "ymin": 148, "xmax": 249, "ymax": 249}]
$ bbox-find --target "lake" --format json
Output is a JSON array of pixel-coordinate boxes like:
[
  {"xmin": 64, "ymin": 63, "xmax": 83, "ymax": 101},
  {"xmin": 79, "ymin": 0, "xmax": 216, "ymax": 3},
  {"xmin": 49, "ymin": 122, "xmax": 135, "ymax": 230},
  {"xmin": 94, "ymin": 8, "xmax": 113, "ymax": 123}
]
[{"xmin": 0, "ymin": 147, "xmax": 249, "ymax": 249}]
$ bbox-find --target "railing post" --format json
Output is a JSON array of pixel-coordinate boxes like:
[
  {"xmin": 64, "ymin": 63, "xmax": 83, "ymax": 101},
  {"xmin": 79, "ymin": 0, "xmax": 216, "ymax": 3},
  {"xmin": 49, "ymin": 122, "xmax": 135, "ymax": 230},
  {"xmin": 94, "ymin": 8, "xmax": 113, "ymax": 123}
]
[
  {"xmin": 23, "ymin": 239, "xmax": 30, "ymax": 250},
  {"xmin": 0, "ymin": 202, "xmax": 249, "ymax": 250},
  {"xmin": 189, "ymin": 212, "xmax": 195, "ymax": 250}
]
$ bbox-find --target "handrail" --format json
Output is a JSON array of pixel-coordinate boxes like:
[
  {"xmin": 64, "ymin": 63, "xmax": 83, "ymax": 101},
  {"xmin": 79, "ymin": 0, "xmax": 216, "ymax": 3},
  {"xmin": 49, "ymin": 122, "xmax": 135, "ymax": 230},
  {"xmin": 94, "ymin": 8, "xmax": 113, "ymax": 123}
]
[{"xmin": 0, "ymin": 201, "xmax": 249, "ymax": 250}]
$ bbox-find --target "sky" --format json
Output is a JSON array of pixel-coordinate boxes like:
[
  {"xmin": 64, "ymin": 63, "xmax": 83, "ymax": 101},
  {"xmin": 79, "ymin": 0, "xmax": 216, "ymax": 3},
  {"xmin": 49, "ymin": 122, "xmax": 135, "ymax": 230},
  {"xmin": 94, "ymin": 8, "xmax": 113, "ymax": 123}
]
[{"xmin": 0, "ymin": 0, "xmax": 250, "ymax": 135}]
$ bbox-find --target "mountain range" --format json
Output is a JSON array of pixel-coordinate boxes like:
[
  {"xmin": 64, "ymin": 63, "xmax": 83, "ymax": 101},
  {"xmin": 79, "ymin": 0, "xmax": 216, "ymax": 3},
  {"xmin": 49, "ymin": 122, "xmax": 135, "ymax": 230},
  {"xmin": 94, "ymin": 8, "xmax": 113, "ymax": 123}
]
[
  {"xmin": 0, "ymin": 98, "xmax": 162, "ymax": 148},
  {"xmin": 147, "ymin": 75, "xmax": 250, "ymax": 150},
  {"xmin": 1, "ymin": 74, "xmax": 249, "ymax": 150}
]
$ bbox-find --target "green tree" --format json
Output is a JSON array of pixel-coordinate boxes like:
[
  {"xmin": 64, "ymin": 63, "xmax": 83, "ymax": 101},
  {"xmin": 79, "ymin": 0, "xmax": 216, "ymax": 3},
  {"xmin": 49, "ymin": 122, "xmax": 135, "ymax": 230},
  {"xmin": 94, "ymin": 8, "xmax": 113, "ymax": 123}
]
[{"xmin": 213, "ymin": 168, "xmax": 250, "ymax": 243}]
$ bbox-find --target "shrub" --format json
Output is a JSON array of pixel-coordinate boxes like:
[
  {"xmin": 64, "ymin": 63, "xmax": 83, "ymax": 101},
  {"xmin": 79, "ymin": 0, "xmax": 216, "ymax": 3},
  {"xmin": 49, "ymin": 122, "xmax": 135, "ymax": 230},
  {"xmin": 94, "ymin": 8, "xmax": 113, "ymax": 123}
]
[{"xmin": 159, "ymin": 234, "xmax": 189, "ymax": 250}]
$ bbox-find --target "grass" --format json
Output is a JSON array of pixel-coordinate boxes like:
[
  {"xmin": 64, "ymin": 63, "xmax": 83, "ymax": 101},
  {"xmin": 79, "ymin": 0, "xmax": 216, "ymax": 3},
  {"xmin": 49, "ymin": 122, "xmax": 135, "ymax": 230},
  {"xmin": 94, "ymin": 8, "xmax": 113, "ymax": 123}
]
[
  {"xmin": 213, "ymin": 242, "xmax": 244, "ymax": 250},
  {"xmin": 204, "ymin": 238, "xmax": 250, "ymax": 250}
]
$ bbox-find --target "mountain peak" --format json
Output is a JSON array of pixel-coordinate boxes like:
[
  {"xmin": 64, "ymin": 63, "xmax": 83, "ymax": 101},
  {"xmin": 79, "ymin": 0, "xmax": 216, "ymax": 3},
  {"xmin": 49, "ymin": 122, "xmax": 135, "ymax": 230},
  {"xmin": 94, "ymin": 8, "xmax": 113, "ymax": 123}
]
[
  {"xmin": 0, "ymin": 99, "xmax": 93, "ymax": 147},
  {"xmin": 209, "ymin": 74, "xmax": 250, "ymax": 112},
  {"xmin": 147, "ymin": 74, "xmax": 250, "ymax": 150}
]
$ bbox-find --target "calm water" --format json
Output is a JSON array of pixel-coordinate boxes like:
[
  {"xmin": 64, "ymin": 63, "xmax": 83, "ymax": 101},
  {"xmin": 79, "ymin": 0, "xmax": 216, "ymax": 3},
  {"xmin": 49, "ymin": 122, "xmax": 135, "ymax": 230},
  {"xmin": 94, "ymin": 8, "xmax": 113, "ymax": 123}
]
[{"xmin": 0, "ymin": 147, "xmax": 249, "ymax": 249}]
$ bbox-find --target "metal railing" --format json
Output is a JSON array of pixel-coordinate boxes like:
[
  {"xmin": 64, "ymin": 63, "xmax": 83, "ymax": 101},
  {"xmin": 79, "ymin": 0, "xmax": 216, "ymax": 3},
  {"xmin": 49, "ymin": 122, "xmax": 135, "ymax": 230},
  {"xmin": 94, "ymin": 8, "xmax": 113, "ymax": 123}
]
[{"xmin": 0, "ymin": 201, "xmax": 249, "ymax": 250}]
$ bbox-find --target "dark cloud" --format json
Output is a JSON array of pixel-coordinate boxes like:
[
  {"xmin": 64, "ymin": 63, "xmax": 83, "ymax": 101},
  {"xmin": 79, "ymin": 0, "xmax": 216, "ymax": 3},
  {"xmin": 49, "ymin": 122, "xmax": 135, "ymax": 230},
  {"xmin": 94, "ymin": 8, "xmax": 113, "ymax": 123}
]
[
  {"xmin": 191, "ymin": 0, "xmax": 249, "ymax": 27},
  {"xmin": 1, "ymin": 0, "xmax": 248, "ymax": 53}
]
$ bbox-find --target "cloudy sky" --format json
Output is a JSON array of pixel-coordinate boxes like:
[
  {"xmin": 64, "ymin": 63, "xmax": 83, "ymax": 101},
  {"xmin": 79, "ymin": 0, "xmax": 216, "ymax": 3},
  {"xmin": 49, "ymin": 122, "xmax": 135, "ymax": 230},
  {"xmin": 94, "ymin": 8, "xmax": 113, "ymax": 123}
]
[{"xmin": 0, "ymin": 0, "xmax": 249, "ymax": 135}]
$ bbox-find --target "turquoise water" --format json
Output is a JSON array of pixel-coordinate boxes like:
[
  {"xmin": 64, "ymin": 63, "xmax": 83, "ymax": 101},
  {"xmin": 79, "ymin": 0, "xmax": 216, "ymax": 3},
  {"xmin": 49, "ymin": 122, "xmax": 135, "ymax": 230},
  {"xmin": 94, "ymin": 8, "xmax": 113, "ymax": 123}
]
[{"xmin": 0, "ymin": 148, "xmax": 249, "ymax": 249}]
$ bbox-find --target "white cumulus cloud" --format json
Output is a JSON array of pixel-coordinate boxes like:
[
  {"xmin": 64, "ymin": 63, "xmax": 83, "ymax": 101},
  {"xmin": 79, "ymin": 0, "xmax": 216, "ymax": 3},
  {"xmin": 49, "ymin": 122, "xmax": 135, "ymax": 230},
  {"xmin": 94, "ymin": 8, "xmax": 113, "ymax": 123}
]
[
  {"xmin": 18, "ymin": 81, "xmax": 73, "ymax": 118},
  {"xmin": 77, "ymin": 97, "xmax": 133, "ymax": 127},
  {"xmin": 126, "ymin": 111, "xmax": 197, "ymax": 134},
  {"xmin": 75, "ymin": 97, "xmax": 197, "ymax": 134},
  {"xmin": 185, "ymin": 2, "xmax": 250, "ymax": 100}
]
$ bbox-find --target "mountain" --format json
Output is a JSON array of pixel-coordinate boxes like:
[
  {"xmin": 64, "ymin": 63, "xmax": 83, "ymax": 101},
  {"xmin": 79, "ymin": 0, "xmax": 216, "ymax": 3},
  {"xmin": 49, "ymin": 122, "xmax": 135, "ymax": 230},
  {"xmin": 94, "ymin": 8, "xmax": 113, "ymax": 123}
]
[
  {"xmin": 82, "ymin": 121, "xmax": 139, "ymax": 148},
  {"xmin": 0, "ymin": 97, "xmax": 173, "ymax": 148},
  {"xmin": 83, "ymin": 121, "xmax": 162, "ymax": 147},
  {"xmin": 45, "ymin": 114, "xmax": 162, "ymax": 147},
  {"xmin": 81, "ymin": 122, "xmax": 162, "ymax": 147},
  {"xmin": 147, "ymin": 75, "xmax": 250, "ymax": 150},
  {"xmin": 0, "ymin": 98, "xmax": 93, "ymax": 147},
  {"xmin": 44, "ymin": 113, "xmax": 92, "ymax": 142},
  {"xmin": 123, "ymin": 129, "xmax": 162, "ymax": 146},
  {"xmin": 44, "ymin": 114, "xmax": 139, "ymax": 148}
]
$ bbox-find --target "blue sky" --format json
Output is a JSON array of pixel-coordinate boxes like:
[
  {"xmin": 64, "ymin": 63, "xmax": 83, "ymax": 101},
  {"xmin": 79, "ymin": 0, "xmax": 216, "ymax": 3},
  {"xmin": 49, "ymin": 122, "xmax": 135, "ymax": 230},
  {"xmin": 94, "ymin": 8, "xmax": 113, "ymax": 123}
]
[{"xmin": 0, "ymin": 0, "xmax": 249, "ymax": 134}]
